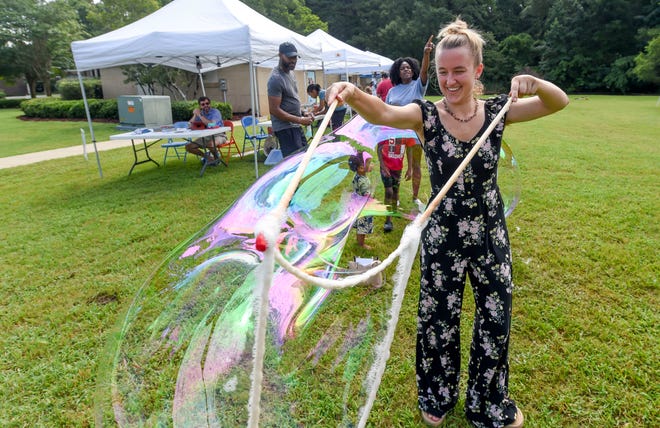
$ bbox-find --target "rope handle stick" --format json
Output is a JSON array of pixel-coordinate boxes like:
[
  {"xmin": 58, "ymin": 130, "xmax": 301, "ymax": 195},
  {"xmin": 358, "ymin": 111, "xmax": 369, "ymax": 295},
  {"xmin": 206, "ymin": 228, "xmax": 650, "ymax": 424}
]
[
  {"xmin": 415, "ymin": 97, "xmax": 512, "ymax": 226},
  {"xmin": 249, "ymin": 101, "xmax": 339, "ymax": 427},
  {"xmin": 274, "ymin": 101, "xmax": 338, "ymax": 217},
  {"xmin": 255, "ymin": 101, "xmax": 338, "ymax": 252}
]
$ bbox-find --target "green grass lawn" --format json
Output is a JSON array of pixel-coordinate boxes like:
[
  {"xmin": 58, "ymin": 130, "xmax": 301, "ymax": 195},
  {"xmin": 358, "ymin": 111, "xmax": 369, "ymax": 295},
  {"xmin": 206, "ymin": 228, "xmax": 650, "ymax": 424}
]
[
  {"xmin": 1, "ymin": 96, "xmax": 658, "ymax": 427},
  {"xmin": 0, "ymin": 109, "xmax": 121, "ymax": 157}
]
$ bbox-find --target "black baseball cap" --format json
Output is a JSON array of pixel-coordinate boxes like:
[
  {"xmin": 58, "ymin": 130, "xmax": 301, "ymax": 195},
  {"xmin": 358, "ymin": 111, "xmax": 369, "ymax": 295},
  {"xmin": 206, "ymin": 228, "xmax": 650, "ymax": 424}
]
[{"xmin": 279, "ymin": 42, "xmax": 300, "ymax": 58}]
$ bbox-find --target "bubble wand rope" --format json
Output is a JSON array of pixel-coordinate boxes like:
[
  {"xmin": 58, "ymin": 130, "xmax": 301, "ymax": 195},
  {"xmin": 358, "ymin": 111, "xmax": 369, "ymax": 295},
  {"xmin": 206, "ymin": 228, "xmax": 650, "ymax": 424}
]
[
  {"xmin": 268, "ymin": 97, "xmax": 513, "ymax": 427},
  {"xmin": 248, "ymin": 101, "xmax": 338, "ymax": 428},
  {"xmin": 356, "ymin": 97, "xmax": 513, "ymax": 427},
  {"xmin": 250, "ymin": 97, "xmax": 511, "ymax": 426}
]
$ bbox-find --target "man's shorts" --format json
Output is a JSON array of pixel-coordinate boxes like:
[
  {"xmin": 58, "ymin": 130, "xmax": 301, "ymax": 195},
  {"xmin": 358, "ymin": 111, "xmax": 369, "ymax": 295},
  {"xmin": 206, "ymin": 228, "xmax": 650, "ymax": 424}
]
[
  {"xmin": 275, "ymin": 127, "xmax": 307, "ymax": 158},
  {"xmin": 380, "ymin": 168, "xmax": 402, "ymax": 190}
]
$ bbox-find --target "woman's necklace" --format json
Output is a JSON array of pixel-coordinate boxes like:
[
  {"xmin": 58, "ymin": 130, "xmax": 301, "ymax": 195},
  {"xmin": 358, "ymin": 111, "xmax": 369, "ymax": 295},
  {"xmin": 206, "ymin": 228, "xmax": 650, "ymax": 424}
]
[{"xmin": 443, "ymin": 97, "xmax": 479, "ymax": 123}]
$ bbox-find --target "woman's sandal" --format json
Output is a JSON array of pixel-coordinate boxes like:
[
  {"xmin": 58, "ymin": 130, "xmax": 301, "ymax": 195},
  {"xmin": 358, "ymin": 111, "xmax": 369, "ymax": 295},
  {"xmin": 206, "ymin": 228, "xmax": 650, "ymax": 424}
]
[
  {"xmin": 504, "ymin": 407, "xmax": 524, "ymax": 428},
  {"xmin": 420, "ymin": 410, "xmax": 445, "ymax": 427}
]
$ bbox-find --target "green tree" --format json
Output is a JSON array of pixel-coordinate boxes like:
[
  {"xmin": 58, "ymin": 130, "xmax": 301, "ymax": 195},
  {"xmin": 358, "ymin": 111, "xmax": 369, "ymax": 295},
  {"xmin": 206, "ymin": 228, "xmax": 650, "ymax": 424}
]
[
  {"xmin": 121, "ymin": 65, "xmax": 198, "ymax": 100},
  {"xmin": 243, "ymin": 0, "xmax": 327, "ymax": 35},
  {"xmin": 306, "ymin": 0, "xmax": 382, "ymax": 50},
  {"xmin": 0, "ymin": 0, "xmax": 83, "ymax": 97},
  {"xmin": 633, "ymin": 30, "xmax": 660, "ymax": 86},
  {"xmin": 519, "ymin": 0, "xmax": 555, "ymax": 39},
  {"xmin": 86, "ymin": 0, "xmax": 160, "ymax": 35},
  {"xmin": 498, "ymin": 33, "xmax": 539, "ymax": 72},
  {"xmin": 539, "ymin": 0, "xmax": 652, "ymax": 92},
  {"xmin": 480, "ymin": 31, "xmax": 511, "ymax": 94}
]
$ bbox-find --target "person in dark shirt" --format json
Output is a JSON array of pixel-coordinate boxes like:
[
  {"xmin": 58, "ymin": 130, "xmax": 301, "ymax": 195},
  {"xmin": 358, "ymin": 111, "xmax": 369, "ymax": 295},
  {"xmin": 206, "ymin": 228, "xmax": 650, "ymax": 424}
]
[{"xmin": 267, "ymin": 42, "xmax": 314, "ymax": 158}]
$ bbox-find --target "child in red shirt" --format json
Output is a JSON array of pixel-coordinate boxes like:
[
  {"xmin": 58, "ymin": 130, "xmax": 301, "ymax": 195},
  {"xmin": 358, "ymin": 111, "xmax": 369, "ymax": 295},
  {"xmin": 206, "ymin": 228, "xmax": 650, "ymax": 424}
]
[{"xmin": 377, "ymin": 137, "xmax": 416, "ymax": 232}]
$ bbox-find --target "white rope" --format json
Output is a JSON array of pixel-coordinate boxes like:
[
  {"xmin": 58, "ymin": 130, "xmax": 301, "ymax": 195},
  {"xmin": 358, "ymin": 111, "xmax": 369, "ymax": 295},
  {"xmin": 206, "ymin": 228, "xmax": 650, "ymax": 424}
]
[
  {"xmin": 247, "ymin": 98, "xmax": 512, "ymax": 426},
  {"xmin": 357, "ymin": 220, "xmax": 422, "ymax": 428},
  {"xmin": 273, "ymin": 230, "xmax": 405, "ymax": 289},
  {"xmin": 247, "ymin": 106, "xmax": 339, "ymax": 426},
  {"xmin": 247, "ymin": 236, "xmax": 275, "ymax": 428}
]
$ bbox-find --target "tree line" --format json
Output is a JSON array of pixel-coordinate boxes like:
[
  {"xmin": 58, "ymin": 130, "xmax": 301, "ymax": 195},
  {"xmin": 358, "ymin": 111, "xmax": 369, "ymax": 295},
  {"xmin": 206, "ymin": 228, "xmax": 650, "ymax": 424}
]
[
  {"xmin": 1, "ymin": 0, "xmax": 657, "ymax": 98},
  {"xmin": 301, "ymin": 0, "xmax": 659, "ymax": 94}
]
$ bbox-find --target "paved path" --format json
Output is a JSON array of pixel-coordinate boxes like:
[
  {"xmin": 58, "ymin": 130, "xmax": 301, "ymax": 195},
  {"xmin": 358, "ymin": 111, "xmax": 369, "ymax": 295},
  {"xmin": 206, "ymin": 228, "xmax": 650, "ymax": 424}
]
[{"xmin": 0, "ymin": 139, "xmax": 134, "ymax": 169}]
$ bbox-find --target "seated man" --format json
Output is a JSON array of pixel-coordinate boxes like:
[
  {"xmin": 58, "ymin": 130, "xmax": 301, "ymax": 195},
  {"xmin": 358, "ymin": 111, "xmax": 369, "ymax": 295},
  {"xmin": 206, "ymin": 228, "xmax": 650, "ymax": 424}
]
[{"xmin": 185, "ymin": 96, "xmax": 224, "ymax": 163}]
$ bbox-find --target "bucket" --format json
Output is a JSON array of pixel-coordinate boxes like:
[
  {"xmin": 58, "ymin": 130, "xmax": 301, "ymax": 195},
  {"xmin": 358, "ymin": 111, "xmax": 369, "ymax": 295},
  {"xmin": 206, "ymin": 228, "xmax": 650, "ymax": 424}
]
[{"xmin": 264, "ymin": 149, "xmax": 283, "ymax": 165}]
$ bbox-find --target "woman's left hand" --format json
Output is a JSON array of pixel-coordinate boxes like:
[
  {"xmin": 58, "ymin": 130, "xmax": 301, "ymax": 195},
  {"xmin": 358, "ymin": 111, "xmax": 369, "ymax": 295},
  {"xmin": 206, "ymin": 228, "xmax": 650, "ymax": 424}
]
[
  {"xmin": 326, "ymin": 82, "xmax": 357, "ymax": 107},
  {"xmin": 509, "ymin": 75, "xmax": 540, "ymax": 101}
]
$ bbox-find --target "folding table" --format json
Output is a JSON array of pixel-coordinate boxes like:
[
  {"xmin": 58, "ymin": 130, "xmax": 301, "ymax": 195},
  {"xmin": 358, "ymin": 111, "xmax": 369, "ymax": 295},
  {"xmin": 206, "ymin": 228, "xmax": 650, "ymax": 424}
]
[{"xmin": 109, "ymin": 127, "xmax": 230, "ymax": 176}]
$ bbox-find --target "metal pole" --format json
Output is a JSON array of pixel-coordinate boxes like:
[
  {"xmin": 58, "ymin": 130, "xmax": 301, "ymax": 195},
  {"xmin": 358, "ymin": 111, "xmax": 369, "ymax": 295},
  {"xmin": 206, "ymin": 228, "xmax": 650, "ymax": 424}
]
[
  {"xmin": 80, "ymin": 128, "xmax": 88, "ymax": 160},
  {"xmin": 77, "ymin": 70, "xmax": 103, "ymax": 178},
  {"xmin": 198, "ymin": 72, "xmax": 206, "ymax": 96}
]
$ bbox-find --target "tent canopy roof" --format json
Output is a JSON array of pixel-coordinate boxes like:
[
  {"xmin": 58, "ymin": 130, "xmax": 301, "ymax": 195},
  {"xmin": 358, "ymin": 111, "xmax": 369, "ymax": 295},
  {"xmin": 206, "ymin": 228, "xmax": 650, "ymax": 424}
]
[
  {"xmin": 306, "ymin": 29, "xmax": 393, "ymax": 75},
  {"xmin": 71, "ymin": 0, "xmax": 322, "ymax": 73}
]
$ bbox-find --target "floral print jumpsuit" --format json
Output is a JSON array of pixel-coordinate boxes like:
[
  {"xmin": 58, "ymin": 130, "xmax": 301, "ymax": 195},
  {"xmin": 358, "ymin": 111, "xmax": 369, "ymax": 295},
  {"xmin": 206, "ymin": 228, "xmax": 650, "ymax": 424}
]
[{"xmin": 413, "ymin": 95, "xmax": 519, "ymax": 427}]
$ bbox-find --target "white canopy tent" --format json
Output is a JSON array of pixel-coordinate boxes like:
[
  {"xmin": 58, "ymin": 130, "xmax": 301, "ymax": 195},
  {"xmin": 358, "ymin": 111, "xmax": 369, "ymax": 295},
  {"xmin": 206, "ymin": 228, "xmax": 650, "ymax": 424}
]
[
  {"xmin": 305, "ymin": 29, "xmax": 393, "ymax": 80},
  {"xmin": 70, "ymin": 0, "xmax": 322, "ymax": 178}
]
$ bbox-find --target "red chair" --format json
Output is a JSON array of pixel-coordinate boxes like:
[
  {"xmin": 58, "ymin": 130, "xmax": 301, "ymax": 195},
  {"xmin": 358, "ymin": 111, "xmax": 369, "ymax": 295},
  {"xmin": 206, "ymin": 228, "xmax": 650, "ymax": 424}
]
[{"xmin": 216, "ymin": 120, "xmax": 242, "ymax": 164}]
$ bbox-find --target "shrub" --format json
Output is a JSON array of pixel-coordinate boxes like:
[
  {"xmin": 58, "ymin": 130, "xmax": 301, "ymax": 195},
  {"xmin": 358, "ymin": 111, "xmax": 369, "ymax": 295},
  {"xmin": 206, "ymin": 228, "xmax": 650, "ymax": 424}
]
[
  {"xmin": 0, "ymin": 98, "xmax": 23, "ymax": 108},
  {"xmin": 20, "ymin": 98, "xmax": 118, "ymax": 120},
  {"xmin": 0, "ymin": 90, "xmax": 6, "ymax": 99},
  {"xmin": 214, "ymin": 102, "xmax": 232, "ymax": 122},
  {"xmin": 171, "ymin": 101, "xmax": 195, "ymax": 122},
  {"xmin": 68, "ymin": 100, "xmax": 90, "ymax": 119},
  {"xmin": 57, "ymin": 78, "xmax": 103, "ymax": 100},
  {"xmin": 97, "ymin": 99, "xmax": 118, "ymax": 120},
  {"xmin": 20, "ymin": 99, "xmax": 55, "ymax": 117},
  {"xmin": 17, "ymin": 97, "xmax": 229, "ymax": 123}
]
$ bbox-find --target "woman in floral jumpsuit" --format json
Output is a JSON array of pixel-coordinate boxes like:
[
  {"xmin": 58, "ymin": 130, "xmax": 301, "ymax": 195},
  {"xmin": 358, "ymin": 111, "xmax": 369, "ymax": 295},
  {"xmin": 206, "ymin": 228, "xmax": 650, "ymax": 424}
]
[
  {"xmin": 326, "ymin": 18, "xmax": 568, "ymax": 428},
  {"xmin": 413, "ymin": 94, "xmax": 517, "ymax": 427}
]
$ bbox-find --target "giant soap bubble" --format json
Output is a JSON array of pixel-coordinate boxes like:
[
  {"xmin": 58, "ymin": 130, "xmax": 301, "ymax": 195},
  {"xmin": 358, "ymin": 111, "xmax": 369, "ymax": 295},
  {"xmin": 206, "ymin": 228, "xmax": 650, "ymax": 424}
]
[
  {"xmin": 95, "ymin": 141, "xmax": 396, "ymax": 426},
  {"xmin": 95, "ymin": 128, "xmax": 520, "ymax": 426}
]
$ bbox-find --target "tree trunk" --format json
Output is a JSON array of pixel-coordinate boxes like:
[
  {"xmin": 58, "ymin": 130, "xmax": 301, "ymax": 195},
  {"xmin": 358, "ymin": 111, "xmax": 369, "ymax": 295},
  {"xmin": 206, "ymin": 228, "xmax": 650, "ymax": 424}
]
[
  {"xmin": 27, "ymin": 78, "xmax": 37, "ymax": 98},
  {"xmin": 44, "ymin": 77, "xmax": 52, "ymax": 97}
]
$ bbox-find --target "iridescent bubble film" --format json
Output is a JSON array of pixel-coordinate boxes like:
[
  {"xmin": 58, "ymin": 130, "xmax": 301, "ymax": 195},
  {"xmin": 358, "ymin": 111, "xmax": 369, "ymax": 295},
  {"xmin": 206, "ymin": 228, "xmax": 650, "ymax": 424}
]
[
  {"xmin": 95, "ymin": 141, "xmax": 395, "ymax": 426},
  {"xmin": 95, "ymin": 130, "xmax": 520, "ymax": 427}
]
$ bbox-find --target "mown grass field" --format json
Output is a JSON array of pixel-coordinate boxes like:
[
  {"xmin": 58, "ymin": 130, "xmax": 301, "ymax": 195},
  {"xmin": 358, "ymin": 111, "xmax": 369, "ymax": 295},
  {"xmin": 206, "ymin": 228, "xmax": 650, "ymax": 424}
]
[{"xmin": 0, "ymin": 95, "xmax": 658, "ymax": 427}]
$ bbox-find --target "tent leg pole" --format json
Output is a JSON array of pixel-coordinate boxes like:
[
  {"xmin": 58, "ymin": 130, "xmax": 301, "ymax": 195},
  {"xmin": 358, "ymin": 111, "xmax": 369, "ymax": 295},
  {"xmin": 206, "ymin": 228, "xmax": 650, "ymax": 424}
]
[
  {"xmin": 78, "ymin": 71, "xmax": 103, "ymax": 178},
  {"xmin": 199, "ymin": 72, "xmax": 206, "ymax": 96}
]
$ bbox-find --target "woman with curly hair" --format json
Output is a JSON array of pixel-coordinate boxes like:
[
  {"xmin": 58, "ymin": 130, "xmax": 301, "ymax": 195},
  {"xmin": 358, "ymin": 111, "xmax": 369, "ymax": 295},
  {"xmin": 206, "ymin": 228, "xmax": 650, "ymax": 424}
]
[{"xmin": 386, "ymin": 36, "xmax": 435, "ymax": 215}]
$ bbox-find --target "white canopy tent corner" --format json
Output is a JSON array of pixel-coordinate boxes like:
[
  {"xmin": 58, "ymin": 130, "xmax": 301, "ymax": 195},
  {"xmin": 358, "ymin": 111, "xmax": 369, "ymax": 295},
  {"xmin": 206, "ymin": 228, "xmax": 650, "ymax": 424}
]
[{"xmin": 70, "ymin": 0, "xmax": 323, "ymax": 178}]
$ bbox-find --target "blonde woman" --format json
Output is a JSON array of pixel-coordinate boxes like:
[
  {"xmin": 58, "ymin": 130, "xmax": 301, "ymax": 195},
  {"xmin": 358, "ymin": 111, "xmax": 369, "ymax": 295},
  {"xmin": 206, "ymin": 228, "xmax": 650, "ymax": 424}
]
[{"xmin": 326, "ymin": 18, "xmax": 568, "ymax": 428}]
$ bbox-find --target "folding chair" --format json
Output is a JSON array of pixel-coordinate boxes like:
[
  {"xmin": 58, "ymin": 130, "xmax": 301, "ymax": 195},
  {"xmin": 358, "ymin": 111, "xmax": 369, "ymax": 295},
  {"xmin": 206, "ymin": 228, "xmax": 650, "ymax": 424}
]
[
  {"xmin": 161, "ymin": 121, "xmax": 190, "ymax": 165},
  {"xmin": 216, "ymin": 120, "xmax": 242, "ymax": 164},
  {"xmin": 161, "ymin": 139, "xmax": 190, "ymax": 165},
  {"xmin": 240, "ymin": 116, "xmax": 269, "ymax": 156}
]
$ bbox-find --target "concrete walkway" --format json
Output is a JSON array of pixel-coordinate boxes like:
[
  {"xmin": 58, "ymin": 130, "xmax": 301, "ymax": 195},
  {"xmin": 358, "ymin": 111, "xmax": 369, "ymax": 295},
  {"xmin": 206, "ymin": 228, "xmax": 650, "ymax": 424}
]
[{"xmin": 0, "ymin": 139, "xmax": 135, "ymax": 170}]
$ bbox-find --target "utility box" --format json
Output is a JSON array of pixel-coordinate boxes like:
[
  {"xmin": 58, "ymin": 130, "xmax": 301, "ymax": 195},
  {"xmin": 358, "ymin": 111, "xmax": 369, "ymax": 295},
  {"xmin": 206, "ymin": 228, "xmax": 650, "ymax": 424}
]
[{"xmin": 117, "ymin": 95, "xmax": 172, "ymax": 128}]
